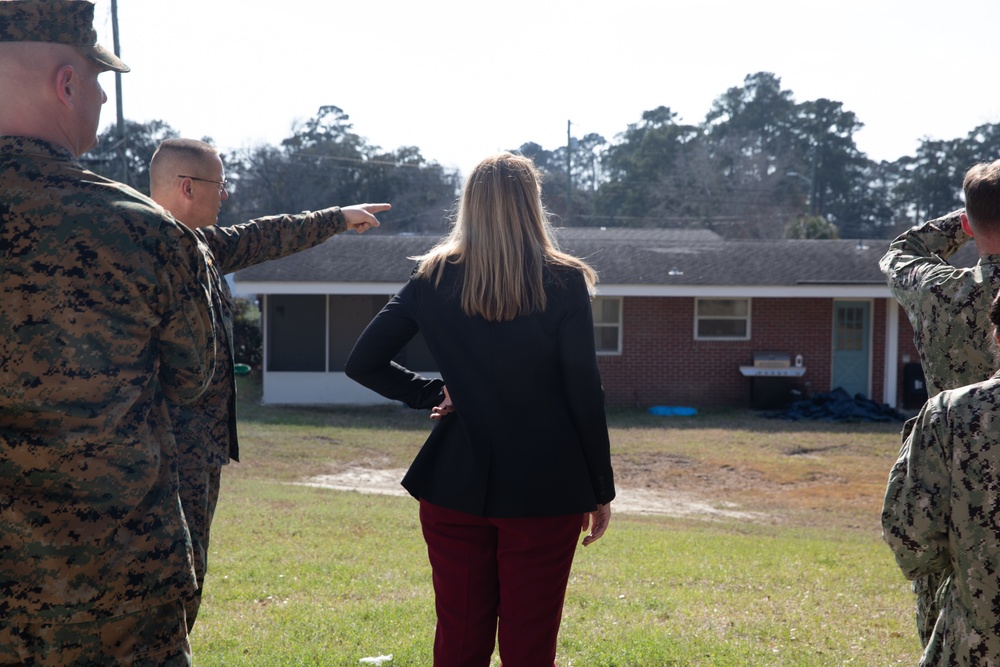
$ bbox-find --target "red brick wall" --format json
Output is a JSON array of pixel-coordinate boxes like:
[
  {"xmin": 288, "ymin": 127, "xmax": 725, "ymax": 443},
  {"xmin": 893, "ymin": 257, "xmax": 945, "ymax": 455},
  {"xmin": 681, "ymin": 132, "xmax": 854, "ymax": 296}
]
[{"xmin": 596, "ymin": 296, "xmax": 896, "ymax": 409}]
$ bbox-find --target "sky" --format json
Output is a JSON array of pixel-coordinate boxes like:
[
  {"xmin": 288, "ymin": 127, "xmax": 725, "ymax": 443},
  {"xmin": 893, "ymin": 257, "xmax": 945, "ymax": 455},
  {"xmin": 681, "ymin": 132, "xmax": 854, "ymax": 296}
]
[{"xmin": 92, "ymin": 0, "xmax": 1000, "ymax": 179}]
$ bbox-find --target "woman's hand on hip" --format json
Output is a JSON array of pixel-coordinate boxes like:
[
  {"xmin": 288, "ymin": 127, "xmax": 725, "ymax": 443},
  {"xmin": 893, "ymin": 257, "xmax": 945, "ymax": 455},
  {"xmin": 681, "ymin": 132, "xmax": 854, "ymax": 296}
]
[{"xmin": 430, "ymin": 385, "xmax": 454, "ymax": 420}]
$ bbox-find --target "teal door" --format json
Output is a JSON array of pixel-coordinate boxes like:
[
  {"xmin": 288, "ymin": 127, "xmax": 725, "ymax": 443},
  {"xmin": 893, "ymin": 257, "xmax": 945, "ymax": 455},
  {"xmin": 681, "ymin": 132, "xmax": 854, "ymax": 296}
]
[{"xmin": 831, "ymin": 301, "xmax": 871, "ymax": 398}]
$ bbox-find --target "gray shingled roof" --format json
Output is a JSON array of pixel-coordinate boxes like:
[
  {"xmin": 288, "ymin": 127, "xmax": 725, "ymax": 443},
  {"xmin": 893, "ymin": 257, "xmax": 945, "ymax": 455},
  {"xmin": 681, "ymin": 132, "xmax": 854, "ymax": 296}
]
[
  {"xmin": 235, "ymin": 233, "xmax": 438, "ymax": 284},
  {"xmin": 233, "ymin": 227, "xmax": 977, "ymax": 287}
]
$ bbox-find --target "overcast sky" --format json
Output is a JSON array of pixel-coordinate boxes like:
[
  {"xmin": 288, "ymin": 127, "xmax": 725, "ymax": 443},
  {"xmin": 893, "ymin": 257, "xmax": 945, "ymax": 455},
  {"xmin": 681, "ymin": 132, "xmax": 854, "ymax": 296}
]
[{"xmin": 92, "ymin": 0, "xmax": 1000, "ymax": 178}]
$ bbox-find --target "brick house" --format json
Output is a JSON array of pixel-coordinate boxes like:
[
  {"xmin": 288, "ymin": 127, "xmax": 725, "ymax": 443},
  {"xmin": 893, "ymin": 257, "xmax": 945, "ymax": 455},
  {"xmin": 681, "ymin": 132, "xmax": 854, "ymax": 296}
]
[{"xmin": 233, "ymin": 227, "xmax": 950, "ymax": 411}]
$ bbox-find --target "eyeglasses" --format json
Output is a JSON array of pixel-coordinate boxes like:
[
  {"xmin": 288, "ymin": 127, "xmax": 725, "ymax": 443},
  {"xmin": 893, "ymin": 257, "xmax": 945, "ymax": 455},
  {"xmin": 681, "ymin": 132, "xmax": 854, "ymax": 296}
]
[{"xmin": 178, "ymin": 174, "xmax": 228, "ymax": 193}]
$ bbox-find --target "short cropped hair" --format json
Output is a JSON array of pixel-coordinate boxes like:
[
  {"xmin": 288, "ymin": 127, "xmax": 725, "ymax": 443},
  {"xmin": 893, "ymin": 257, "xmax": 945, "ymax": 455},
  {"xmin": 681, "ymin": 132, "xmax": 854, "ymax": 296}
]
[
  {"xmin": 151, "ymin": 138, "xmax": 219, "ymax": 172},
  {"xmin": 963, "ymin": 160, "xmax": 1000, "ymax": 227},
  {"xmin": 149, "ymin": 138, "xmax": 220, "ymax": 194}
]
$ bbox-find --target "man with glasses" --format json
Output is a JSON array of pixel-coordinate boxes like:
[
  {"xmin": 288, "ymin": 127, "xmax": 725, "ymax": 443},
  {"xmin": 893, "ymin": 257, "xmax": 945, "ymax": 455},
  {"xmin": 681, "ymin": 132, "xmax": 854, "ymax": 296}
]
[
  {"xmin": 149, "ymin": 138, "xmax": 389, "ymax": 629},
  {"xmin": 0, "ymin": 3, "xmax": 216, "ymax": 665}
]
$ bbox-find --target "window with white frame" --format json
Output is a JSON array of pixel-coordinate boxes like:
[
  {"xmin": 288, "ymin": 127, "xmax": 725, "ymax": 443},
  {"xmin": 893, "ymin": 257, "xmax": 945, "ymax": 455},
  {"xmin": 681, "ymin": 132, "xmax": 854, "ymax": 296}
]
[
  {"xmin": 592, "ymin": 297, "xmax": 622, "ymax": 354},
  {"xmin": 695, "ymin": 298, "xmax": 750, "ymax": 340}
]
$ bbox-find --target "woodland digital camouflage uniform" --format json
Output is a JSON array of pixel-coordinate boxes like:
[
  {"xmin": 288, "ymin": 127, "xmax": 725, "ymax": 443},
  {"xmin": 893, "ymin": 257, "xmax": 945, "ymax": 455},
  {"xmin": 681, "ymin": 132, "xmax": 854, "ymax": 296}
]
[
  {"xmin": 174, "ymin": 207, "xmax": 349, "ymax": 627},
  {"xmin": 0, "ymin": 0, "xmax": 129, "ymax": 73},
  {"xmin": 1, "ymin": 0, "xmax": 100, "ymax": 41},
  {"xmin": 880, "ymin": 209, "xmax": 1000, "ymax": 644},
  {"xmin": 0, "ymin": 137, "xmax": 216, "ymax": 624},
  {"xmin": 882, "ymin": 372, "xmax": 1000, "ymax": 666}
]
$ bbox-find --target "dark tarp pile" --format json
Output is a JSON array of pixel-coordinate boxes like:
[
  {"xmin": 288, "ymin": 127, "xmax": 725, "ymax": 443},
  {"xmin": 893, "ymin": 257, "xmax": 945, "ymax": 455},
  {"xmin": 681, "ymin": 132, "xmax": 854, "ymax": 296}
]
[{"xmin": 761, "ymin": 387, "xmax": 907, "ymax": 422}]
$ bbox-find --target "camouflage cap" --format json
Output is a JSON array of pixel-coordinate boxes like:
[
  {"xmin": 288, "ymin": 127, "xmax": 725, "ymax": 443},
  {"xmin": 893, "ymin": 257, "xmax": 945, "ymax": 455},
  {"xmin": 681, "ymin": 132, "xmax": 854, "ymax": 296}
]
[{"xmin": 0, "ymin": 0, "xmax": 129, "ymax": 73}]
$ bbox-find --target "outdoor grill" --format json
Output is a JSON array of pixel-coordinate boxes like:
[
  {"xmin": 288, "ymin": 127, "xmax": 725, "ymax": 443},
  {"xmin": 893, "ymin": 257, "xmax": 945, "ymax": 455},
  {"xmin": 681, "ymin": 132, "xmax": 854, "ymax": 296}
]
[
  {"xmin": 739, "ymin": 352, "xmax": 806, "ymax": 409},
  {"xmin": 739, "ymin": 352, "xmax": 806, "ymax": 377}
]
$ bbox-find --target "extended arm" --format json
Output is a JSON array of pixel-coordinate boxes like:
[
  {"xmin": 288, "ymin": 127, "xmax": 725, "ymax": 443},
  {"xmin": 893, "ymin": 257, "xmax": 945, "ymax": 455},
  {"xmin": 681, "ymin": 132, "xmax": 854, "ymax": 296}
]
[{"xmin": 202, "ymin": 203, "xmax": 389, "ymax": 275}]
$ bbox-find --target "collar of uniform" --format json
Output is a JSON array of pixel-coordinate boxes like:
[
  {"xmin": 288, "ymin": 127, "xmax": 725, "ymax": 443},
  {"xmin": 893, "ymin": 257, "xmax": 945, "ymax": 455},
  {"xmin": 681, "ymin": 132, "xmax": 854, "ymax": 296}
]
[{"xmin": 0, "ymin": 135, "xmax": 77, "ymax": 164}]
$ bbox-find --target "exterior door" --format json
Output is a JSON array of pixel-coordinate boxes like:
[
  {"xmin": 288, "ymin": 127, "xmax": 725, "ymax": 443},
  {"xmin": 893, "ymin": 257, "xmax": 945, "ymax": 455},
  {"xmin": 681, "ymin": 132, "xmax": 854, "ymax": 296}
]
[{"xmin": 831, "ymin": 301, "xmax": 871, "ymax": 398}]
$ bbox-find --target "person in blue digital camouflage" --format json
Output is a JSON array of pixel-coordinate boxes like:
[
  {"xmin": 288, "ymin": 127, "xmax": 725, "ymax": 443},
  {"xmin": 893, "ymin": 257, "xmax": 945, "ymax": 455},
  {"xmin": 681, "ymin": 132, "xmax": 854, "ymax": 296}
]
[
  {"xmin": 0, "ymin": 2, "xmax": 218, "ymax": 666},
  {"xmin": 882, "ymin": 289, "xmax": 1000, "ymax": 666},
  {"xmin": 149, "ymin": 137, "xmax": 389, "ymax": 630},
  {"xmin": 879, "ymin": 159, "xmax": 1000, "ymax": 646}
]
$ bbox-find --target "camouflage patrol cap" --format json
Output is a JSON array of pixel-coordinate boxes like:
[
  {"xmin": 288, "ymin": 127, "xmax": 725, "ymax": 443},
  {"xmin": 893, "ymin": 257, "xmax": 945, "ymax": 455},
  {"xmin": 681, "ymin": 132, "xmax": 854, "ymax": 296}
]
[{"xmin": 0, "ymin": 0, "xmax": 129, "ymax": 73}]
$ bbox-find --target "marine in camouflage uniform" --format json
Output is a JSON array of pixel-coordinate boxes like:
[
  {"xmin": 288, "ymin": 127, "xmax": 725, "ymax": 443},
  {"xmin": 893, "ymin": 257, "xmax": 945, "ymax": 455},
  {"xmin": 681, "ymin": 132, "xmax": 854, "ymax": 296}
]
[
  {"xmin": 174, "ymin": 208, "xmax": 353, "ymax": 629},
  {"xmin": 0, "ymin": 140, "xmax": 217, "ymax": 659},
  {"xmin": 148, "ymin": 137, "xmax": 388, "ymax": 629},
  {"xmin": 882, "ymin": 371, "xmax": 1000, "ymax": 666},
  {"xmin": 0, "ymin": 3, "xmax": 217, "ymax": 665}
]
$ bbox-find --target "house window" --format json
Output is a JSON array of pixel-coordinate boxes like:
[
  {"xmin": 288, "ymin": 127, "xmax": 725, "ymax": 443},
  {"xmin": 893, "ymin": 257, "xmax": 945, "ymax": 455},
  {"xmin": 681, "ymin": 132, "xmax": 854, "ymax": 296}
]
[
  {"xmin": 695, "ymin": 298, "xmax": 750, "ymax": 340},
  {"xmin": 835, "ymin": 305, "xmax": 865, "ymax": 351},
  {"xmin": 593, "ymin": 297, "xmax": 622, "ymax": 354}
]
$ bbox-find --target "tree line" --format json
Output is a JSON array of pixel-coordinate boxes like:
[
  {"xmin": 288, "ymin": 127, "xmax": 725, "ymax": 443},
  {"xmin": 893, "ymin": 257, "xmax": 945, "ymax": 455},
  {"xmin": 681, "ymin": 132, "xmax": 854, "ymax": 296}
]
[
  {"xmin": 84, "ymin": 106, "xmax": 460, "ymax": 234},
  {"xmin": 86, "ymin": 71, "xmax": 1000, "ymax": 240}
]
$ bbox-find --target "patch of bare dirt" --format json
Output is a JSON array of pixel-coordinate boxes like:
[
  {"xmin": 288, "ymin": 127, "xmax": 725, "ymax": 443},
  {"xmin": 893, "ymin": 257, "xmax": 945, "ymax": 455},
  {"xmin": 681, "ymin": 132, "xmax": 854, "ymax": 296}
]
[{"xmin": 296, "ymin": 465, "xmax": 767, "ymax": 521}]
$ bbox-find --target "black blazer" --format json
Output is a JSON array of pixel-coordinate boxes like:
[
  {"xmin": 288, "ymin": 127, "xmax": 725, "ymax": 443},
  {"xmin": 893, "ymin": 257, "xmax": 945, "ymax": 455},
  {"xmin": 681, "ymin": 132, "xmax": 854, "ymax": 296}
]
[{"xmin": 345, "ymin": 262, "xmax": 616, "ymax": 518}]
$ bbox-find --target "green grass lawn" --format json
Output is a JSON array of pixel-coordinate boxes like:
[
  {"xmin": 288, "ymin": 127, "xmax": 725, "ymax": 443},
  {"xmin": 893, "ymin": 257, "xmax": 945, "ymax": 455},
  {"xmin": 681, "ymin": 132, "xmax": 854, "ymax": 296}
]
[{"xmin": 188, "ymin": 376, "xmax": 922, "ymax": 666}]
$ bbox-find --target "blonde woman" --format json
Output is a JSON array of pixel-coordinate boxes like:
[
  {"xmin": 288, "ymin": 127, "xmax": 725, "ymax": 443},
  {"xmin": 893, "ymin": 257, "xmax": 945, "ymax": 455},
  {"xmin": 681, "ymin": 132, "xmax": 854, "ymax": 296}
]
[{"xmin": 346, "ymin": 152, "xmax": 615, "ymax": 667}]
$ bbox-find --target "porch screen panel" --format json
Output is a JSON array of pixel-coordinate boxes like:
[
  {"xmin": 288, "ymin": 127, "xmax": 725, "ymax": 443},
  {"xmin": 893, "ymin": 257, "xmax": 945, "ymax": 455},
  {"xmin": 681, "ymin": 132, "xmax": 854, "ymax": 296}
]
[
  {"xmin": 397, "ymin": 328, "xmax": 436, "ymax": 371},
  {"xmin": 266, "ymin": 294, "xmax": 326, "ymax": 371},
  {"xmin": 328, "ymin": 295, "xmax": 390, "ymax": 372},
  {"xmin": 327, "ymin": 295, "xmax": 439, "ymax": 373}
]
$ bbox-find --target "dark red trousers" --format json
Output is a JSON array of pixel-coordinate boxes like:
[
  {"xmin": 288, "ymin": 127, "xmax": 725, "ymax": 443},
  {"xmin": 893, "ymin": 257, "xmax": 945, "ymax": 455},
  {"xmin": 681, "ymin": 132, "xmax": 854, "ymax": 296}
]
[{"xmin": 419, "ymin": 500, "xmax": 583, "ymax": 667}]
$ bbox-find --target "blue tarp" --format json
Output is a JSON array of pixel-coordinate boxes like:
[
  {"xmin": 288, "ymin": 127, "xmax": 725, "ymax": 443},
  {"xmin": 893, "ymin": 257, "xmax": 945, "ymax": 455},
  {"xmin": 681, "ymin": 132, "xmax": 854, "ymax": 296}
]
[
  {"xmin": 761, "ymin": 387, "xmax": 906, "ymax": 422},
  {"xmin": 648, "ymin": 405, "xmax": 698, "ymax": 417}
]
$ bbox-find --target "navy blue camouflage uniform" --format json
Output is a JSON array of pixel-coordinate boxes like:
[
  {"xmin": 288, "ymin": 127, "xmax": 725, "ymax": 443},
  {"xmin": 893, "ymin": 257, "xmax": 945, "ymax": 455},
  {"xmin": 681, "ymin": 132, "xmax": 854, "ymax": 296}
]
[
  {"xmin": 880, "ymin": 209, "xmax": 1000, "ymax": 646},
  {"xmin": 883, "ymin": 372, "xmax": 1000, "ymax": 665}
]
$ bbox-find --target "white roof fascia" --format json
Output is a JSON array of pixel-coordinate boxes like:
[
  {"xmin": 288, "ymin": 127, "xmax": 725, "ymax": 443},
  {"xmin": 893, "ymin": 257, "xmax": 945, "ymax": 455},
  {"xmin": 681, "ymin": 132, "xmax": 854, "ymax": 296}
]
[
  {"xmin": 232, "ymin": 281, "xmax": 406, "ymax": 295},
  {"xmin": 593, "ymin": 284, "xmax": 892, "ymax": 298},
  {"xmin": 234, "ymin": 281, "xmax": 892, "ymax": 299}
]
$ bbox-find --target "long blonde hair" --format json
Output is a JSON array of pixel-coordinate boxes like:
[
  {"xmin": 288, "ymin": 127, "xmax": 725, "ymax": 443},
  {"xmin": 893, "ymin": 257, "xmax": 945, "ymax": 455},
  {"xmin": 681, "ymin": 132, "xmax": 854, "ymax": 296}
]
[{"xmin": 414, "ymin": 152, "xmax": 597, "ymax": 321}]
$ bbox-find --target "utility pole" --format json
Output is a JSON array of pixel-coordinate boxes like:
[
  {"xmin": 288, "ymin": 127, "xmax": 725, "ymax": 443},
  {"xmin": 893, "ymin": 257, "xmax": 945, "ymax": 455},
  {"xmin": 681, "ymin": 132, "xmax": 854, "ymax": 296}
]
[
  {"xmin": 566, "ymin": 120, "xmax": 572, "ymax": 214},
  {"xmin": 111, "ymin": 0, "xmax": 126, "ymax": 184},
  {"xmin": 809, "ymin": 144, "xmax": 819, "ymax": 217}
]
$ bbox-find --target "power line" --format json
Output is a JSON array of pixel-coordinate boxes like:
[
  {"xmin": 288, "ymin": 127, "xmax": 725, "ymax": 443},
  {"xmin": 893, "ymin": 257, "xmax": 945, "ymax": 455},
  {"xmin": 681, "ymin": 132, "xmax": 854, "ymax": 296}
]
[{"xmin": 229, "ymin": 147, "xmax": 462, "ymax": 174}]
